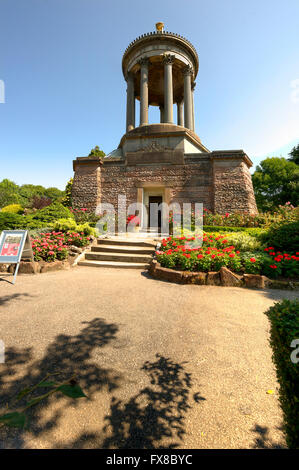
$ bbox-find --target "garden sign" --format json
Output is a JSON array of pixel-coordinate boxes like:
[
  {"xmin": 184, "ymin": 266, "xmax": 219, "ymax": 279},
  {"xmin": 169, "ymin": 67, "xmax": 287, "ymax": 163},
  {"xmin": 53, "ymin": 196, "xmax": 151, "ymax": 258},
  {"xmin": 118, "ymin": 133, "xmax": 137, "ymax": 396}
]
[{"xmin": 0, "ymin": 230, "xmax": 33, "ymax": 284}]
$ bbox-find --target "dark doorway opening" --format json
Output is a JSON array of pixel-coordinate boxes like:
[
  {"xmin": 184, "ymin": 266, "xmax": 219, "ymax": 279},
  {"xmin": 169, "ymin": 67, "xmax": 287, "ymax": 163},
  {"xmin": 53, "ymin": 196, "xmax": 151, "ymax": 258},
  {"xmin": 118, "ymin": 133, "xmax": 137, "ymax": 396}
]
[{"xmin": 148, "ymin": 196, "xmax": 162, "ymax": 230}]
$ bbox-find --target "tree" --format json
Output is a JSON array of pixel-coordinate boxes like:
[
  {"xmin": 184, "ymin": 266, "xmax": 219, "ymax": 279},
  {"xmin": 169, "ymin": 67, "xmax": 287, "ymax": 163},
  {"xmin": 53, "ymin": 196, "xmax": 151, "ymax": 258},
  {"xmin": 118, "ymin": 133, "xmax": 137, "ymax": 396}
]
[
  {"xmin": 62, "ymin": 178, "xmax": 73, "ymax": 207},
  {"xmin": 88, "ymin": 146, "xmax": 105, "ymax": 159},
  {"xmin": 0, "ymin": 179, "xmax": 20, "ymax": 208},
  {"xmin": 252, "ymin": 157, "xmax": 299, "ymax": 211},
  {"xmin": 18, "ymin": 184, "xmax": 46, "ymax": 207},
  {"xmin": 288, "ymin": 144, "xmax": 299, "ymax": 165},
  {"xmin": 44, "ymin": 187, "xmax": 64, "ymax": 203}
]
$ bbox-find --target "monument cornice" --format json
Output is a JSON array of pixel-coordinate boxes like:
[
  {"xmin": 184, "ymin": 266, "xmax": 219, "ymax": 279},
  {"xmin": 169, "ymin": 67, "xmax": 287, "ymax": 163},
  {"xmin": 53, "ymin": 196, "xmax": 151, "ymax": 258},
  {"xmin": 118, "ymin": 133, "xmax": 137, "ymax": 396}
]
[
  {"xmin": 118, "ymin": 124, "xmax": 209, "ymax": 153},
  {"xmin": 122, "ymin": 30, "xmax": 199, "ymax": 78}
]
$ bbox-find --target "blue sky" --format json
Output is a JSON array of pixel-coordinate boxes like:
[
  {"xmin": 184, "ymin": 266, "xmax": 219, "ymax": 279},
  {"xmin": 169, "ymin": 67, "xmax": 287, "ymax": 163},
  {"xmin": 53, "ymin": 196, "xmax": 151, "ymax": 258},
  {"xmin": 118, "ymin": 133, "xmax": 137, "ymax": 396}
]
[{"xmin": 0, "ymin": 0, "xmax": 298, "ymax": 189}]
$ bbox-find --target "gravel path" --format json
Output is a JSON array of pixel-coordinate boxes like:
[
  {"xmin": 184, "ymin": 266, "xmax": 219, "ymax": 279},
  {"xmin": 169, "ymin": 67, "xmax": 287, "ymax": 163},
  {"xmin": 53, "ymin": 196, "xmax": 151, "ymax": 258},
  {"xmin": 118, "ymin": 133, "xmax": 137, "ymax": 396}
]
[{"xmin": 0, "ymin": 267, "xmax": 298, "ymax": 449}]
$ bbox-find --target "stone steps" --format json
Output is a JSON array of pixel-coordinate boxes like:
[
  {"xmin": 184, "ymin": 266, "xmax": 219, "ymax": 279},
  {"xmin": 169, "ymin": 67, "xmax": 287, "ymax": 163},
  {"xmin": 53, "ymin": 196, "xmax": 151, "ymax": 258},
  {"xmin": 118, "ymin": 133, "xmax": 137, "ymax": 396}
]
[
  {"xmin": 85, "ymin": 252, "xmax": 152, "ymax": 263},
  {"xmin": 78, "ymin": 260, "xmax": 150, "ymax": 269},
  {"xmin": 98, "ymin": 238, "xmax": 155, "ymax": 247},
  {"xmin": 77, "ymin": 237, "xmax": 156, "ymax": 269},
  {"xmin": 92, "ymin": 244, "xmax": 155, "ymax": 254}
]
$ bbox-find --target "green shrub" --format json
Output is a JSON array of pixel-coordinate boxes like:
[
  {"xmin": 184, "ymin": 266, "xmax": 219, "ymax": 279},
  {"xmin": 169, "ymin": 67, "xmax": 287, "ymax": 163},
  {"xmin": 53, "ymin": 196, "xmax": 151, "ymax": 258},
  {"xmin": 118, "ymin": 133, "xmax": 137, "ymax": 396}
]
[
  {"xmin": 0, "ymin": 212, "xmax": 25, "ymax": 231},
  {"xmin": 224, "ymin": 232, "xmax": 263, "ymax": 252},
  {"xmin": 50, "ymin": 218, "xmax": 77, "ymax": 232},
  {"xmin": 262, "ymin": 221, "xmax": 299, "ymax": 253},
  {"xmin": 1, "ymin": 204, "xmax": 24, "ymax": 214},
  {"xmin": 76, "ymin": 223, "xmax": 97, "ymax": 237},
  {"xmin": 62, "ymin": 178, "xmax": 73, "ymax": 207},
  {"xmin": 30, "ymin": 203, "xmax": 74, "ymax": 224},
  {"xmin": 239, "ymin": 251, "xmax": 270, "ymax": 274},
  {"xmin": 203, "ymin": 226, "xmax": 266, "ymax": 238},
  {"xmin": 70, "ymin": 207, "xmax": 101, "ymax": 226},
  {"xmin": 50, "ymin": 218, "xmax": 97, "ymax": 237},
  {"xmin": 265, "ymin": 300, "xmax": 299, "ymax": 448}
]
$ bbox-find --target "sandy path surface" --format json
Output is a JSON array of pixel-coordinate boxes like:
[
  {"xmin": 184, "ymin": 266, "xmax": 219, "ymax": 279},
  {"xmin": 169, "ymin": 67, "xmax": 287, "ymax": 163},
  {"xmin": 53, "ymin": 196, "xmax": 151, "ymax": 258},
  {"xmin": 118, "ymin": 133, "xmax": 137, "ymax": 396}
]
[{"xmin": 0, "ymin": 267, "xmax": 298, "ymax": 448}]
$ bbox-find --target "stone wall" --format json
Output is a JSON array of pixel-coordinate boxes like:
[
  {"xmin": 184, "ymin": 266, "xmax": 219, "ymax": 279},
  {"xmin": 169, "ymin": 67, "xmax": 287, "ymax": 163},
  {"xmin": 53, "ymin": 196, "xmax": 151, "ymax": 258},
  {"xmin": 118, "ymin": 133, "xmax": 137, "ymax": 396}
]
[
  {"xmin": 100, "ymin": 157, "xmax": 213, "ymax": 211},
  {"xmin": 72, "ymin": 151, "xmax": 258, "ymax": 215},
  {"xmin": 212, "ymin": 156, "xmax": 258, "ymax": 214},
  {"xmin": 72, "ymin": 160, "xmax": 102, "ymax": 210}
]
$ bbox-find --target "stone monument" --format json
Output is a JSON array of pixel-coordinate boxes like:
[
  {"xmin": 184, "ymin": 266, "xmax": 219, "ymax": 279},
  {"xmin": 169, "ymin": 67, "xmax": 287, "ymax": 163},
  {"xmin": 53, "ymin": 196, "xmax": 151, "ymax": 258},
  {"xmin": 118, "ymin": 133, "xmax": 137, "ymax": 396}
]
[{"xmin": 72, "ymin": 22, "xmax": 257, "ymax": 229}]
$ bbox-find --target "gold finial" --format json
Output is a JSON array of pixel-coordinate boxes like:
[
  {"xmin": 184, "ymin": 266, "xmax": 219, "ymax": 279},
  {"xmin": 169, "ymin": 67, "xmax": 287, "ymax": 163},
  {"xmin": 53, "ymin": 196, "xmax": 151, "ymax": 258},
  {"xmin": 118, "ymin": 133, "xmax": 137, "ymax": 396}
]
[{"xmin": 156, "ymin": 22, "xmax": 164, "ymax": 32}]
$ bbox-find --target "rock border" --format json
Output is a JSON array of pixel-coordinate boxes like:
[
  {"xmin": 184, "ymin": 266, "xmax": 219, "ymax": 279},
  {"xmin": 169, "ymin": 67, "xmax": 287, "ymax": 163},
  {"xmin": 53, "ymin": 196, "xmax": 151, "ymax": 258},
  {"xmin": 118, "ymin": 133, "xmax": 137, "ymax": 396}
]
[
  {"xmin": 0, "ymin": 238, "xmax": 97, "ymax": 276},
  {"xmin": 148, "ymin": 260, "xmax": 299, "ymax": 290}
]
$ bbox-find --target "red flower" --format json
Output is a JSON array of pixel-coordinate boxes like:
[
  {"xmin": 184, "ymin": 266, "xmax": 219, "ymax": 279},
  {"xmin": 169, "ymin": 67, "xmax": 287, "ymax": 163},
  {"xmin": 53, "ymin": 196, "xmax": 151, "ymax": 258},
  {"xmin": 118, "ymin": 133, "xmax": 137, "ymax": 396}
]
[
  {"xmin": 197, "ymin": 254, "xmax": 203, "ymax": 259},
  {"xmin": 250, "ymin": 258, "xmax": 256, "ymax": 263}
]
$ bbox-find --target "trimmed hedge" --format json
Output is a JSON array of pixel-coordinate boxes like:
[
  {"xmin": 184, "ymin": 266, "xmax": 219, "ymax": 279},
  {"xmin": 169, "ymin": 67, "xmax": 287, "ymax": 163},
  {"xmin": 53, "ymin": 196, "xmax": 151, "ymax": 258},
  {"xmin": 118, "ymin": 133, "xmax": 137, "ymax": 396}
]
[
  {"xmin": 203, "ymin": 226, "xmax": 265, "ymax": 237},
  {"xmin": 265, "ymin": 299, "xmax": 299, "ymax": 448}
]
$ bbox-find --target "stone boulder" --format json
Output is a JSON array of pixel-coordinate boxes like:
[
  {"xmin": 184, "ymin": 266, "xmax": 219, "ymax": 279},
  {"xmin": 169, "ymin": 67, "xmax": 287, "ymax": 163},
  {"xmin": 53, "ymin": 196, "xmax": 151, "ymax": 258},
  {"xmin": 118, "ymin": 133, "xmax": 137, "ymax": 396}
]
[
  {"xmin": 157, "ymin": 266, "xmax": 183, "ymax": 283},
  {"xmin": 243, "ymin": 274, "xmax": 270, "ymax": 289},
  {"xmin": 70, "ymin": 245, "xmax": 83, "ymax": 254},
  {"xmin": 206, "ymin": 271, "xmax": 221, "ymax": 286},
  {"xmin": 0, "ymin": 264, "xmax": 10, "ymax": 273},
  {"xmin": 219, "ymin": 266, "xmax": 243, "ymax": 287},
  {"xmin": 8, "ymin": 261, "xmax": 39, "ymax": 274},
  {"xmin": 184, "ymin": 272, "xmax": 206, "ymax": 285},
  {"xmin": 40, "ymin": 261, "xmax": 65, "ymax": 273}
]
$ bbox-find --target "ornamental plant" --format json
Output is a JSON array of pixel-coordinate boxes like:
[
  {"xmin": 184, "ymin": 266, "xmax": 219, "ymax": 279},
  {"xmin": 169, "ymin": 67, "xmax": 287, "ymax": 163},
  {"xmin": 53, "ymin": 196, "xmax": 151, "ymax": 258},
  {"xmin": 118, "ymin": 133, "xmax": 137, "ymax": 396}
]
[
  {"xmin": 50, "ymin": 218, "xmax": 97, "ymax": 236},
  {"xmin": 127, "ymin": 214, "xmax": 140, "ymax": 227},
  {"xmin": 265, "ymin": 300, "xmax": 299, "ymax": 448},
  {"xmin": 169, "ymin": 204, "xmax": 298, "ymax": 233},
  {"xmin": 1, "ymin": 203, "xmax": 24, "ymax": 214},
  {"xmin": 31, "ymin": 231, "xmax": 91, "ymax": 262},
  {"xmin": 155, "ymin": 233, "xmax": 299, "ymax": 279},
  {"xmin": 70, "ymin": 207, "xmax": 101, "ymax": 227},
  {"xmin": 0, "ymin": 372, "xmax": 86, "ymax": 429}
]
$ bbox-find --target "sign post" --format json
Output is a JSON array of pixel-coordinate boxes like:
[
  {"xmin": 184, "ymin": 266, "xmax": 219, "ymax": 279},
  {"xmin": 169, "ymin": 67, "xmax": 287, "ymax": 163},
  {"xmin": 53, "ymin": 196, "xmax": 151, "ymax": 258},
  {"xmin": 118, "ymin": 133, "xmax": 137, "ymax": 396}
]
[{"xmin": 0, "ymin": 230, "xmax": 33, "ymax": 284}]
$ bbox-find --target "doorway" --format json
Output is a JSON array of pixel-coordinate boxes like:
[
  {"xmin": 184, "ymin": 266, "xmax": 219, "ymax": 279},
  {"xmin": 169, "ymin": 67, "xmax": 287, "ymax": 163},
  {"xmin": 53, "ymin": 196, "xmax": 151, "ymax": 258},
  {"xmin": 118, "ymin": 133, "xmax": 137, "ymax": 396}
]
[{"xmin": 148, "ymin": 196, "xmax": 162, "ymax": 230}]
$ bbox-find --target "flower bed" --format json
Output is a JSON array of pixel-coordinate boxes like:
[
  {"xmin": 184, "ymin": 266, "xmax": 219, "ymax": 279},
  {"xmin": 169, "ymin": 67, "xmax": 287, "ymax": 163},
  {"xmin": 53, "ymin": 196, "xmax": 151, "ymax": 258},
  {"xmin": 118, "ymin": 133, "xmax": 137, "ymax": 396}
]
[
  {"xmin": 0, "ymin": 230, "xmax": 95, "ymax": 276},
  {"xmin": 168, "ymin": 203, "xmax": 298, "ymax": 233},
  {"xmin": 31, "ymin": 231, "xmax": 92, "ymax": 262},
  {"xmin": 155, "ymin": 233, "xmax": 299, "ymax": 280}
]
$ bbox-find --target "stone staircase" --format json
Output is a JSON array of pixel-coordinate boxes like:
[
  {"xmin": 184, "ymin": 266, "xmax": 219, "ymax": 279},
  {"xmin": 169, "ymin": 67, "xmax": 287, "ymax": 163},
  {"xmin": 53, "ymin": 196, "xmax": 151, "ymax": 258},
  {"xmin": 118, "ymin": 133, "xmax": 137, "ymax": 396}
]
[{"xmin": 78, "ymin": 238, "xmax": 156, "ymax": 269}]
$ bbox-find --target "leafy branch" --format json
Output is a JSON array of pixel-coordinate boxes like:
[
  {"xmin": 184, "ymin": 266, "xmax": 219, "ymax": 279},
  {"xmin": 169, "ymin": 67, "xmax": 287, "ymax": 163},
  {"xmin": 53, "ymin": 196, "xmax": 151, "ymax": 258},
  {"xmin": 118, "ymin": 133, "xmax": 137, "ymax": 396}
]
[{"xmin": 0, "ymin": 372, "xmax": 87, "ymax": 429}]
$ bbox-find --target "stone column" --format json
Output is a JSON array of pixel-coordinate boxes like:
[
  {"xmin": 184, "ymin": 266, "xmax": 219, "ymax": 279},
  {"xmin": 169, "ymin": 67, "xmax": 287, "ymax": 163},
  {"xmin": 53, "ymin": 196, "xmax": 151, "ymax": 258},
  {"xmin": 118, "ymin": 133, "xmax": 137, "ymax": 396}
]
[
  {"xmin": 177, "ymin": 99, "xmax": 184, "ymax": 126},
  {"xmin": 163, "ymin": 54, "xmax": 175, "ymax": 123},
  {"xmin": 126, "ymin": 72, "xmax": 135, "ymax": 132},
  {"xmin": 183, "ymin": 65, "xmax": 193, "ymax": 130},
  {"xmin": 139, "ymin": 57, "xmax": 149, "ymax": 126},
  {"xmin": 159, "ymin": 105, "xmax": 164, "ymax": 123},
  {"xmin": 191, "ymin": 82, "xmax": 196, "ymax": 131}
]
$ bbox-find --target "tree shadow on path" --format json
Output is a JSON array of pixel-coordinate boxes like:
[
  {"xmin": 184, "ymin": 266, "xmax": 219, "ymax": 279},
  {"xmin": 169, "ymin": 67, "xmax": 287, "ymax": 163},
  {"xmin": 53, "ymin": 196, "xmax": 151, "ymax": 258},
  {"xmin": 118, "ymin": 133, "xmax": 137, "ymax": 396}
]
[
  {"xmin": 0, "ymin": 317, "xmax": 121, "ymax": 448},
  {"xmin": 251, "ymin": 424, "xmax": 286, "ymax": 449},
  {"xmin": 0, "ymin": 292, "xmax": 32, "ymax": 306},
  {"xmin": 101, "ymin": 353, "xmax": 203, "ymax": 449}
]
